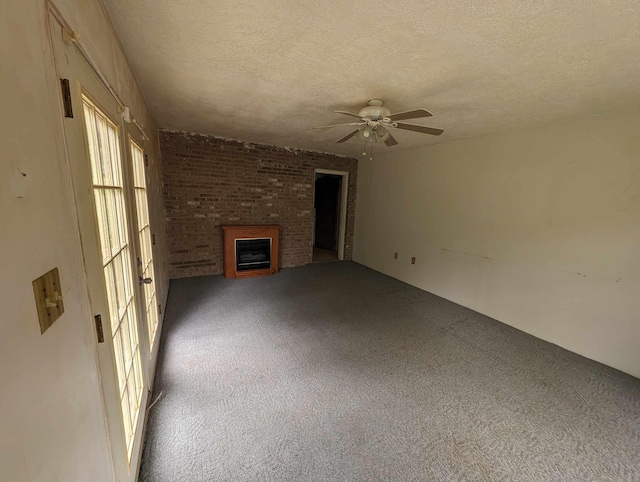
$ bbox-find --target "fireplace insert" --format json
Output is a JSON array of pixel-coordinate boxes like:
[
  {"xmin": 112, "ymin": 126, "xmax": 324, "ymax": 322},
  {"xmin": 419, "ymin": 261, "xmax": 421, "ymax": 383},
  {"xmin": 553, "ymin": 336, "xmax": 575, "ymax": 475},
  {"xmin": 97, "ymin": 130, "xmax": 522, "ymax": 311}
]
[{"xmin": 235, "ymin": 238, "xmax": 271, "ymax": 271}]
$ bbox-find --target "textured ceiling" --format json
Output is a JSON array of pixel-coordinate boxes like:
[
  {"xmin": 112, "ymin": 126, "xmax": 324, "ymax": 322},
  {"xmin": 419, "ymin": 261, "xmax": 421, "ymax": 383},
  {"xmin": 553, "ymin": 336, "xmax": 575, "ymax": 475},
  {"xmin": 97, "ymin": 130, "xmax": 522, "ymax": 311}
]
[{"xmin": 103, "ymin": 0, "xmax": 640, "ymax": 155}]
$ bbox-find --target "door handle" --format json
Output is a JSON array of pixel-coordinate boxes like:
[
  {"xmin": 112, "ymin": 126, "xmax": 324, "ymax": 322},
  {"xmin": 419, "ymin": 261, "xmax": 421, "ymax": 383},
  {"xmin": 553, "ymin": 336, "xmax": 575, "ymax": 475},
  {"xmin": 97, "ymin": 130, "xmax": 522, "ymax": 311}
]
[{"xmin": 139, "ymin": 277, "xmax": 152, "ymax": 285}]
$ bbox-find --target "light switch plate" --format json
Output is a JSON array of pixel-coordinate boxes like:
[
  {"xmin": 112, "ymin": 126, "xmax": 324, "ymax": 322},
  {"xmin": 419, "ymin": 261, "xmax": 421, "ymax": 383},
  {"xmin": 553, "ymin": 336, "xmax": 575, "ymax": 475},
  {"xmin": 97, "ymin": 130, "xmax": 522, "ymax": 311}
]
[{"xmin": 32, "ymin": 267, "xmax": 64, "ymax": 334}]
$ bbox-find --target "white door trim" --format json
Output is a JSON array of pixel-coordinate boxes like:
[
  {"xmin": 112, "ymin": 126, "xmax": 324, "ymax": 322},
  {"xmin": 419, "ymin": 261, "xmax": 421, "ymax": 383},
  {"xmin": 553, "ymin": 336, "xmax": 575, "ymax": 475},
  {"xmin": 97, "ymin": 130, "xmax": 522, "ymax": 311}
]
[{"xmin": 313, "ymin": 169, "xmax": 349, "ymax": 260}]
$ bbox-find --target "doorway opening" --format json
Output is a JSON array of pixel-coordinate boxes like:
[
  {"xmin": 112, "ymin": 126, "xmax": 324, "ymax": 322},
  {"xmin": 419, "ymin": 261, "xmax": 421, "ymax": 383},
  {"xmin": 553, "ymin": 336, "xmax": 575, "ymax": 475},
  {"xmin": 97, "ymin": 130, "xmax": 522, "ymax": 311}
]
[{"xmin": 312, "ymin": 169, "xmax": 348, "ymax": 263}]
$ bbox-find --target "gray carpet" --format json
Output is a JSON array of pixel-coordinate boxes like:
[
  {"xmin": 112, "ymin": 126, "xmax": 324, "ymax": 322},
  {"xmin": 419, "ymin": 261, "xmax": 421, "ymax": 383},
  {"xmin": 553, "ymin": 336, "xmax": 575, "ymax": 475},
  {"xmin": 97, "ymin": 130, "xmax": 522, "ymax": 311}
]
[{"xmin": 139, "ymin": 262, "xmax": 640, "ymax": 481}]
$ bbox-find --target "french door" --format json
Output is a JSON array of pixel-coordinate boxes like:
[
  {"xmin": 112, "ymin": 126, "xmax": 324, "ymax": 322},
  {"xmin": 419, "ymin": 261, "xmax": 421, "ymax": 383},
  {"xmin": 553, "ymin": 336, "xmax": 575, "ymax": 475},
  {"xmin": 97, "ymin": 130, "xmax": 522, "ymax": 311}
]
[
  {"xmin": 129, "ymin": 137, "xmax": 159, "ymax": 350},
  {"xmin": 82, "ymin": 97, "xmax": 146, "ymax": 457},
  {"xmin": 50, "ymin": 16, "xmax": 156, "ymax": 481}
]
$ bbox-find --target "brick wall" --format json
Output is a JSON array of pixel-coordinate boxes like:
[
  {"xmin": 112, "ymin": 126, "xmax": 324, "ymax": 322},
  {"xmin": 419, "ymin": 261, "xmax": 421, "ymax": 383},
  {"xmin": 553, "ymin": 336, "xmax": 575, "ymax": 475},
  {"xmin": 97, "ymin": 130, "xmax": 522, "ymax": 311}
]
[{"xmin": 160, "ymin": 131, "xmax": 358, "ymax": 278}]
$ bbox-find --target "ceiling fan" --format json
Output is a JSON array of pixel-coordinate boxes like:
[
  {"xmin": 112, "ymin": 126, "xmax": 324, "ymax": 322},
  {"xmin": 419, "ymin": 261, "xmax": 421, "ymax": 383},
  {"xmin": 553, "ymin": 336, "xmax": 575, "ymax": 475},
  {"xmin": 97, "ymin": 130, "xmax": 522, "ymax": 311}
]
[{"xmin": 309, "ymin": 99, "xmax": 443, "ymax": 157}]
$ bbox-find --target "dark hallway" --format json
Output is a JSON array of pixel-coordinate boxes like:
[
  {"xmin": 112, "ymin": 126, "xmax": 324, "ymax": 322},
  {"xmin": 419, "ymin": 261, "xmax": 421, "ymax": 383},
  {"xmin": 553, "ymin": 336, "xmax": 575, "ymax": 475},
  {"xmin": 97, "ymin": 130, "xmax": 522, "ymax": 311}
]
[{"xmin": 313, "ymin": 173, "xmax": 341, "ymax": 262}]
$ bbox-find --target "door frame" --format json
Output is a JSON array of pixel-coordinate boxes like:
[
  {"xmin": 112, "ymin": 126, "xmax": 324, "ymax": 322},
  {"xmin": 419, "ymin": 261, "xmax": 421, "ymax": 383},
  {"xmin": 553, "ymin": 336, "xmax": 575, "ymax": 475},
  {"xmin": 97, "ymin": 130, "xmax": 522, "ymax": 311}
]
[{"xmin": 313, "ymin": 168, "xmax": 349, "ymax": 260}]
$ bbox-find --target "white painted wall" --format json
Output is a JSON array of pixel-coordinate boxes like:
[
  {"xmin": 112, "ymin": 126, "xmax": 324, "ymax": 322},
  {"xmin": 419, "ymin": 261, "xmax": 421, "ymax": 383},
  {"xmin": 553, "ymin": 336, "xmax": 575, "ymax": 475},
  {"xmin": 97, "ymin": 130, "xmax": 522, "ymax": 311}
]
[
  {"xmin": 0, "ymin": 0, "xmax": 167, "ymax": 480},
  {"xmin": 354, "ymin": 109, "xmax": 640, "ymax": 378}
]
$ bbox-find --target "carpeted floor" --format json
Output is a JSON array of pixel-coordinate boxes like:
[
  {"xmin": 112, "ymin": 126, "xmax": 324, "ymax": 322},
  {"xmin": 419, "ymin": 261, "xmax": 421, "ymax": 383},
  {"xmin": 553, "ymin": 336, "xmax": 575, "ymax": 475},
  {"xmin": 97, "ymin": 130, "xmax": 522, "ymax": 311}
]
[{"xmin": 139, "ymin": 262, "xmax": 640, "ymax": 481}]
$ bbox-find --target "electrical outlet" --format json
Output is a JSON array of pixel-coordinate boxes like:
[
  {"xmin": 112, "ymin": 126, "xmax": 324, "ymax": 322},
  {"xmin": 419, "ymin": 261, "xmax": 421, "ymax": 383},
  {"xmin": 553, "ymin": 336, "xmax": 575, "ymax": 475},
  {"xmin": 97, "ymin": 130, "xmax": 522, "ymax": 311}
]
[
  {"xmin": 394, "ymin": 252, "xmax": 398, "ymax": 260},
  {"xmin": 411, "ymin": 257, "xmax": 416, "ymax": 265}
]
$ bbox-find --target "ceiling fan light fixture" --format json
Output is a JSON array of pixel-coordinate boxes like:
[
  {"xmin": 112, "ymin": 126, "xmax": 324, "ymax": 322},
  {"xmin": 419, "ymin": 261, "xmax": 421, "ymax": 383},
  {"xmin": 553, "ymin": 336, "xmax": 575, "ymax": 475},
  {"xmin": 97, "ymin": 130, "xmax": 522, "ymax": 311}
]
[
  {"xmin": 357, "ymin": 126, "xmax": 373, "ymax": 140},
  {"xmin": 375, "ymin": 126, "xmax": 390, "ymax": 141}
]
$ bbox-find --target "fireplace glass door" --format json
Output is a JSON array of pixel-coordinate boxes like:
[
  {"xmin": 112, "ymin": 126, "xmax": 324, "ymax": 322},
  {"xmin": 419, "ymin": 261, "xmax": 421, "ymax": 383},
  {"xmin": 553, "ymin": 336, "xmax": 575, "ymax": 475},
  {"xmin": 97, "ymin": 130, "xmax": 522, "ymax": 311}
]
[{"xmin": 236, "ymin": 238, "xmax": 271, "ymax": 271}]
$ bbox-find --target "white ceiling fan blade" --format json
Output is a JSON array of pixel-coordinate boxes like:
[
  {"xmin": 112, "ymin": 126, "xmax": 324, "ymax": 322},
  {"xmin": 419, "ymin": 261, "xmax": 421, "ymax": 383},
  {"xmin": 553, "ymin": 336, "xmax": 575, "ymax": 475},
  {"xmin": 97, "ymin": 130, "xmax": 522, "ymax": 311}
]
[
  {"xmin": 387, "ymin": 109, "xmax": 432, "ymax": 121},
  {"xmin": 308, "ymin": 122, "xmax": 365, "ymax": 130},
  {"xmin": 336, "ymin": 129, "xmax": 360, "ymax": 143},
  {"xmin": 334, "ymin": 110, "xmax": 364, "ymax": 119},
  {"xmin": 391, "ymin": 122, "xmax": 444, "ymax": 136},
  {"xmin": 384, "ymin": 133, "xmax": 399, "ymax": 146}
]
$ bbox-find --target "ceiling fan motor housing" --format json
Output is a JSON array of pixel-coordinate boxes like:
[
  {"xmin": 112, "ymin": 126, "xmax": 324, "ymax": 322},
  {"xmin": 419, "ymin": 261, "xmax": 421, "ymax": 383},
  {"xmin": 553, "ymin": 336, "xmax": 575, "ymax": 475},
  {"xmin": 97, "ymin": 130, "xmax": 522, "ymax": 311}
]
[{"xmin": 358, "ymin": 104, "xmax": 391, "ymax": 120}]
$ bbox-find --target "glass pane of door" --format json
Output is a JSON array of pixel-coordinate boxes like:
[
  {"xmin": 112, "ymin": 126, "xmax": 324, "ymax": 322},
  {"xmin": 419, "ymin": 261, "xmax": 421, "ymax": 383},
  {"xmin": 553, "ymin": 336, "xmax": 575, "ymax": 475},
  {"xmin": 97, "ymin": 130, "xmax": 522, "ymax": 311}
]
[
  {"xmin": 82, "ymin": 97, "xmax": 144, "ymax": 458},
  {"xmin": 130, "ymin": 140, "xmax": 159, "ymax": 350}
]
